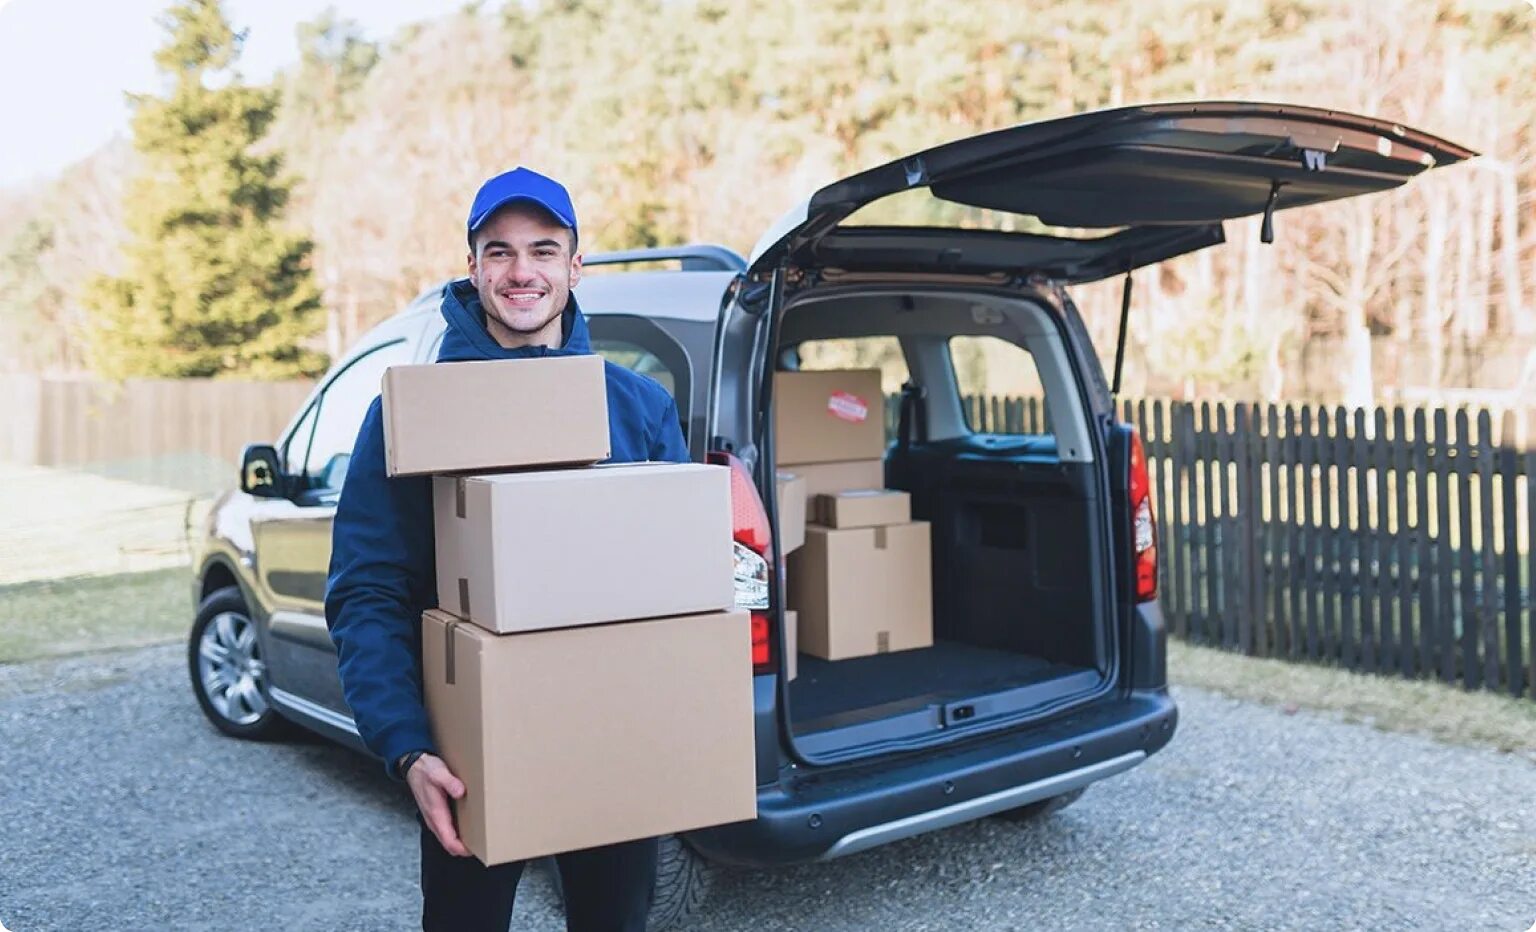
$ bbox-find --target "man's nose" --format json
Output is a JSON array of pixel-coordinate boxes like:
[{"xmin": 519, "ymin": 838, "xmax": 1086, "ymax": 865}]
[{"xmin": 506, "ymin": 254, "xmax": 539, "ymax": 282}]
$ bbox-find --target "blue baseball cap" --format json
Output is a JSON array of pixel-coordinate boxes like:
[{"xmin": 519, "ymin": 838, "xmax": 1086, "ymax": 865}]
[{"xmin": 466, "ymin": 167, "xmax": 578, "ymax": 246}]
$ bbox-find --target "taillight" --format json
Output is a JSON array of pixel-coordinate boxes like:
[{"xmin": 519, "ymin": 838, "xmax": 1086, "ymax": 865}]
[
  {"xmin": 708, "ymin": 450, "xmax": 772, "ymax": 554},
  {"xmin": 750, "ymin": 612, "xmax": 771, "ymax": 668},
  {"xmin": 1128, "ymin": 430, "xmax": 1158, "ymax": 602},
  {"xmin": 709, "ymin": 450, "xmax": 777, "ymax": 673}
]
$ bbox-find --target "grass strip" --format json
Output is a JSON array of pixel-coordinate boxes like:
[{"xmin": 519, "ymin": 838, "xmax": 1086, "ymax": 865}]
[
  {"xmin": 1171, "ymin": 638, "xmax": 1536, "ymax": 758},
  {"xmin": 0, "ymin": 566, "xmax": 192, "ymax": 664}
]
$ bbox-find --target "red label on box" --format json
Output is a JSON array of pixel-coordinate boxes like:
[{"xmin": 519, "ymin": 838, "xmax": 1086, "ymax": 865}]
[{"xmin": 827, "ymin": 391, "xmax": 869, "ymax": 423}]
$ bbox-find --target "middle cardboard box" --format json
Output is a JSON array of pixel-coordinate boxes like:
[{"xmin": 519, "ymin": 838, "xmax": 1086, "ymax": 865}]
[{"xmin": 434, "ymin": 462, "xmax": 735, "ymax": 634}]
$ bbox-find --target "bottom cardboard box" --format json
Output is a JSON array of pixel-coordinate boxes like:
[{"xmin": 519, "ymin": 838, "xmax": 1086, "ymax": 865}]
[
  {"xmin": 422, "ymin": 608, "xmax": 757, "ymax": 865},
  {"xmin": 788, "ymin": 522, "xmax": 934, "ymax": 661}
]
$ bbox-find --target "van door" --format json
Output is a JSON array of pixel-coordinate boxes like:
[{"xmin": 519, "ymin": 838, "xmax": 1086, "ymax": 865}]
[
  {"xmin": 746, "ymin": 101, "xmax": 1475, "ymax": 281},
  {"xmin": 254, "ymin": 337, "xmax": 413, "ymax": 716}
]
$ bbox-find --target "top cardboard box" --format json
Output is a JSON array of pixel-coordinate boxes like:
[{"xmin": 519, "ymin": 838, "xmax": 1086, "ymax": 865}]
[
  {"xmin": 774, "ymin": 369, "xmax": 886, "ymax": 466},
  {"xmin": 381, "ymin": 355, "xmax": 610, "ymax": 477}
]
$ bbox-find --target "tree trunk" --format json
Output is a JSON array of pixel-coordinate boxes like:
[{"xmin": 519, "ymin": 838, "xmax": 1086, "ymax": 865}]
[
  {"xmin": 1338, "ymin": 199, "xmax": 1374, "ymax": 410},
  {"xmin": 1340, "ymin": 316, "xmax": 1373, "ymax": 412},
  {"xmin": 1422, "ymin": 182, "xmax": 1448, "ymax": 391},
  {"xmin": 1494, "ymin": 163, "xmax": 1528, "ymax": 336}
]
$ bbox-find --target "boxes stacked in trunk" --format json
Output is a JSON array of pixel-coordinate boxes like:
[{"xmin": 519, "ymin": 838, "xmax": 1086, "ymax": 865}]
[
  {"xmin": 382, "ymin": 356, "xmax": 756, "ymax": 866},
  {"xmin": 776, "ymin": 369, "xmax": 934, "ymax": 664}
]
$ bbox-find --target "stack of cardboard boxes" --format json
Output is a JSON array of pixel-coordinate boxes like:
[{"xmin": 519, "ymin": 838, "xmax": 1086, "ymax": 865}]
[
  {"xmin": 381, "ymin": 355, "xmax": 757, "ymax": 866},
  {"xmin": 776, "ymin": 369, "xmax": 934, "ymax": 665}
]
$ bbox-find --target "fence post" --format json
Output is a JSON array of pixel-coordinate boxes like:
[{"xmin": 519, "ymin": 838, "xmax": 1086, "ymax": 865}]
[
  {"xmin": 1379, "ymin": 407, "xmax": 1401, "ymax": 676},
  {"xmin": 1199, "ymin": 402, "xmax": 1219, "ymax": 644},
  {"xmin": 1455, "ymin": 409, "xmax": 1479, "ymax": 690},
  {"xmin": 1261, "ymin": 403, "xmax": 1281, "ymax": 658},
  {"xmin": 1499, "ymin": 412, "xmax": 1522, "ymax": 697},
  {"xmin": 1527, "ymin": 449, "xmax": 1536, "ymax": 700},
  {"xmin": 1333, "ymin": 406, "xmax": 1353, "ymax": 668},
  {"xmin": 1350, "ymin": 407, "xmax": 1370, "ymax": 672},
  {"xmin": 1169, "ymin": 402, "xmax": 1191, "ymax": 639},
  {"xmin": 1286, "ymin": 405, "xmax": 1304, "ymax": 660},
  {"xmin": 1198, "ymin": 402, "xmax": 1210, "ymax": 641},
  {"xmin": 1431, "ymin": 409, "xmax": 1453, "ymax": 682},
  {"xmin": 1477, "ymin": 409, "xmax": 1500, "ymax": 691},
  {"xmin": 1410, "ymin": 409, "xmax": 1431, "ymax": 678}
]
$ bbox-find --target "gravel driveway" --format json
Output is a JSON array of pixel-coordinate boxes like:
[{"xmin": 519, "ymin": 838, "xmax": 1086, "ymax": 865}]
[{"xmin": 2, "ymin": 644, "xmax": 1533, "ymax": 931}]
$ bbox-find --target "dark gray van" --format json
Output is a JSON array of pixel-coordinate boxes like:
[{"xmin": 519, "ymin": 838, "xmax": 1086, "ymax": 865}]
[{"xmin": 189, "ymin": 102, "xmax": 1473, "ymax": 928}]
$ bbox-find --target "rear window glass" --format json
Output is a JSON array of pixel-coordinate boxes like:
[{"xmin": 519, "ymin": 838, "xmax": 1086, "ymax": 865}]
[
  {"xmin": 949, "ymin": 335, "xmax": 1051, "ymax": 434},
  {"xmin": 592, "ymin": 339, "xmax": 677, "ymax": 398},
  {"xmin": 839, "ymin": 187, "xmax": 1125, "ymax": 238},
  {"xmin": 792, "ymin": 336, "xmax": 910, "ymax": 395}
]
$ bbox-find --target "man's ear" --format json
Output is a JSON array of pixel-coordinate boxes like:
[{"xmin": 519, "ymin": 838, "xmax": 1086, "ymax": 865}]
[
  {"xmin": 466, "ymin": 250, "xmax": 479, "ymax": 283},
  {"xmin": 568, "ymin": 253, "xmax": 583, "ymax": 289}
]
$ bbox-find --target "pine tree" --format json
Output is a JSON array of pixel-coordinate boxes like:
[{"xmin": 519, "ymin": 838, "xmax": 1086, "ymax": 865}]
[{"xmin": 85, "ymin": 0, "xmax": 324, "ymax": 380}]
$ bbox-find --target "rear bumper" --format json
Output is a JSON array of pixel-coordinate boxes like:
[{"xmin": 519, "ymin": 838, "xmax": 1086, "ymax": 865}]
[{"xmin": 685, "ymin": 688, "xmax": 1177, "ymax": 867}]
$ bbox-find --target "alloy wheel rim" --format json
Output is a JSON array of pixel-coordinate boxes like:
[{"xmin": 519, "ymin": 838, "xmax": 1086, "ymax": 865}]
[{"xmin": 197, "ymin": 610, "xmax": 269, "ymax": 726}]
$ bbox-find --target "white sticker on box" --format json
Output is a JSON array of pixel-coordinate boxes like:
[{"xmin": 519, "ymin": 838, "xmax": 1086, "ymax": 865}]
[{"xmin": 827, "ymin": 390, "xmax": 869, "ymax": 423}]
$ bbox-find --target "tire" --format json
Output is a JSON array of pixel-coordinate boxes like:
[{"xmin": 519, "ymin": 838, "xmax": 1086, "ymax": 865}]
[
  {"xmin": 544, "ymin": 835, "xmax": 713, "ymax": 931},
  {"xmin": 648, "ymin": 834, "xmax": 714, "ymax": 931},
  {"xmin": 990, "ymin": 788, "xmax": 1086, "ymax": 823},
  {"xmin": 188, "ymin": 585, "xmax": 289, "ymax": 740}
]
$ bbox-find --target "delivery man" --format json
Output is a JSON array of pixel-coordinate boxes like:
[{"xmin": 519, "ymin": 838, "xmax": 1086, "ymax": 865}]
[{"xmin": 325, "ymin": 167, "xmax": 688, "ymax": 931}]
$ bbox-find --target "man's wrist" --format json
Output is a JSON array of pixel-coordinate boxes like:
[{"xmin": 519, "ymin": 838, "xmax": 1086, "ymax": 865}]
[{"xmin": 396, "ymin": 749, "xmax": 429, "ymax": 779}]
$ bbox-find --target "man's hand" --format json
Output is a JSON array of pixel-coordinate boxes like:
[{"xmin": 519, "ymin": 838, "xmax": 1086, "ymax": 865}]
[{"xmin": 406, "ymin": 753, "xmax": 470, "ymax": 857}]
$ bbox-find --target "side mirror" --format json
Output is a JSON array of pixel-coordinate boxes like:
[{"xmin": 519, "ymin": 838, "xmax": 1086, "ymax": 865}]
[{"xmin": 240, "ymin": 444, "xmax": 287, "ymax": 499}]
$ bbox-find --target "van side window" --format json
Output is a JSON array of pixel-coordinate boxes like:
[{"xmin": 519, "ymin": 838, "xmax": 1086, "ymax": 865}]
[
  {"xmin": 792, "ymin": 337, "xmax": 910, "ymax": 394},
  {"xmin": 283, "ymin": 339, "xmax": 414, "ymax": 489},
  {"xmin": 586, "ymin": 314, "xmax": 694, "ymax": 450},
  {"xmin": 948, "ymin": 335, "xmax": 1051, "ymax": 435},
  {"xmin": 591, "ymin": 340, "xmax": 677, "ymax": 399}
]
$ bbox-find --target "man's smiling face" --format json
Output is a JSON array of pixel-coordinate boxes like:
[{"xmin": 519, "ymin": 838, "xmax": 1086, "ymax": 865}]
[{"xmin": 467, "ymin": 203, "xmax": 581, "ymax": 348}]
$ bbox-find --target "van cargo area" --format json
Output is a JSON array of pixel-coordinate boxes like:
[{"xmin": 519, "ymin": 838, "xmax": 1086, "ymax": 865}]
[
  {"xmin": 785, "ymin": 440, "xmax": 1110, "ymax": 755},
  {"xmin": 774, "ymin": 289, "xmax": 1114, "ymax": 758}
]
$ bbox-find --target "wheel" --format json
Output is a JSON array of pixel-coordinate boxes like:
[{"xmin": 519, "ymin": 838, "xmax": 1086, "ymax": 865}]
[
  {"xmin": 544, "ymin": 835, "xmax": 714, "ymax": 931},
  {"xmin": 188, "ymin": 585, "xmax": 289, "ymax": 740},
  {"xmin": 648, "ymin": 834, "xmax": 714, "ymax": 931},
  {"xmin": 990, "ymin": 788, "xmax": 1086, "ymax": 822}
]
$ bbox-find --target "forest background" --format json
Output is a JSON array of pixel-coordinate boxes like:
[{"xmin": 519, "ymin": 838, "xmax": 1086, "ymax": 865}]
[{"xmin": 1, "ymin": 0, "xmax": 1532, "ymax": 409}]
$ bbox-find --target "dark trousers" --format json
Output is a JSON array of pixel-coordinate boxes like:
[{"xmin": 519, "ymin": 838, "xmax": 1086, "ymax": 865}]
[{"xmin": 420, "ymin": 821, "xmax": 658, "ymax": 932}]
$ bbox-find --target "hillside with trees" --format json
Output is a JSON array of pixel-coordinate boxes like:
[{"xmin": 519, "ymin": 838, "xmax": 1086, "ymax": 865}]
[{"xmin": 0, "ymin": 0, "xmax": 1531, "ymax": 403}]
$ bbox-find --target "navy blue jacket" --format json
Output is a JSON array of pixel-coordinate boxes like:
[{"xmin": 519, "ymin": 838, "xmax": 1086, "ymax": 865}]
[{"xmin": 324, "ymin": 280, "xmax": 689, "ymax": 776}]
